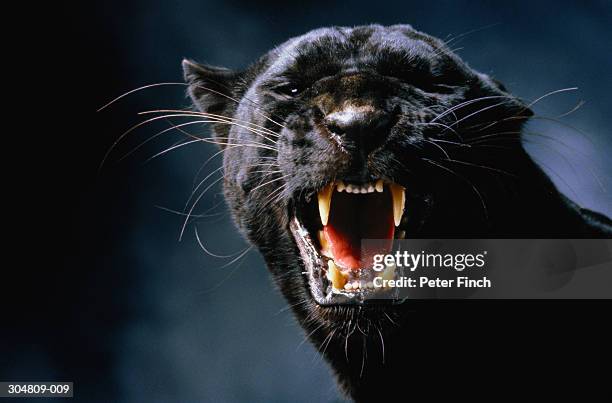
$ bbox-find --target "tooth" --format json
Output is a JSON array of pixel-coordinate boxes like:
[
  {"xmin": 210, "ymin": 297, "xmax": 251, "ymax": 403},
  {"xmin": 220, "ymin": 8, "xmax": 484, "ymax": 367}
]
[
  {"xmin": 345, "ymin": 283, "xmax": 353, "ymax": 290},
  {"xmin": 336, "ymin": 181, "xmax": 345, "ymax": 192},
  {"xmin": 381, "ymin": 263, "xmax": 396, "ymax": 284},
  {"xmin": 360, "ymin": 187, "xmax": 367, "ymax": 194},
  {"xmin": 318, "ymin": 230, "xmax": 326, "ymax": 247},
  {"xmin": 327, "ymin": 260, "xmax": 347, "ymax": 290},
  {"xmin": 389, "ymin": 183, "xmax": 405, "ymax": 226},
  {"xmin": 367, "ymin": 185, "xmax": 374, "ymax": 193},
  {"xmin": 344, "ymin": 184, "xmax": 351, "ymax": 193},
  {"xmin": 318, "ymin": 231, "xmax": 333, "ymax": 257},
  {"xmin": 375, "ymin": 179, "xmax": 384, "ymax": 192},
  {"xmin": 367, "ymin": 281, "xmax": 374, "ymax": 288},
  {"xmin": 352, "ymin": 281, "xmax": 360, "ymax": 289},
  {"xmin": 318, "ymin": 183, "xmax": 334, "ymax": 226}
]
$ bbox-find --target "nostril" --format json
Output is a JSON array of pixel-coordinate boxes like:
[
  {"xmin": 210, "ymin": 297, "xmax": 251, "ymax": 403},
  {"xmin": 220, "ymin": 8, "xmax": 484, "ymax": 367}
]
[
  {"xmin": 325, "ymin": 122, "xmax": 346, "ymax": 136},
  {"xmin": 375, "ymin": 114, "xmax": 394, "ymax": 133}
]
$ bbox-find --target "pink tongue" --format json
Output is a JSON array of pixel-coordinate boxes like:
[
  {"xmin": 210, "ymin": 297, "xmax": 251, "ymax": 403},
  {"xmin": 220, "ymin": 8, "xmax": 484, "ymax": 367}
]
[{"xmin": 322, "ymin": 191, "xmax": 395, "ymax": 270}]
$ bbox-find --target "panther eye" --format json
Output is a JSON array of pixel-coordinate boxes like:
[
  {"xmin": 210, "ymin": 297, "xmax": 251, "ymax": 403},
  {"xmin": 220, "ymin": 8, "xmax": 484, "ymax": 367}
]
[{"xmin": 274, "ymin": 83, "xmax": 303, "ymax": 98}]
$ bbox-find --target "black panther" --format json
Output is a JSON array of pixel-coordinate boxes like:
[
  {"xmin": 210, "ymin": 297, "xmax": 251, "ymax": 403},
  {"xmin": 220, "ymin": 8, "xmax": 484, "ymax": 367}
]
[{"xmin": 182, "ymin": 24, "xmax": 611, "ymax": 401}]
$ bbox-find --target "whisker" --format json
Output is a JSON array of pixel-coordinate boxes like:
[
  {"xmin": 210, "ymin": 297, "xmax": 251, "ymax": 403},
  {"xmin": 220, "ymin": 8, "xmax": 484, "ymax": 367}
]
[
  {"xmin": 529, "ymin": 156, "xmax": 583, "ymax": 203},
  {"xmin": 466, "ymin": 131, "xmax": 521, "ymax": 145},
  {"xmin": 447, "ymin": 101, "xmax": 508, "ymax": 129},
  {"xmin": 261, "ymin": 184, "xmax": 288, "ymax": 205},
  {"xmin": 139, "ymin": 109, "xmax": 280, "ymax": 138},
  {"xmin": 191, "ymin": 145, "xmax": 238, "ymax": 192},
  {"xmin": 473, "ymin": 88, "xmax": 579, "ymax": 132},
  {"xmin": 422, "ymin": 157, "xmax": 488, "ymax": 220},
  {"xmin": 116, "ymin": 119, "xmax": 277, "ymax": 163},
  {"xmin": 523, "ymin": 133, "xmax": 607, "ymax": 193},
  {"xmin": 100, "ymin": 111, "xmax": 277, "ymax": 170},
  {"xmin": 443, "ymin": 23, "xmax": 502, "ymax": 48},
  {"xmin": 144, "ymin": 138, "xmax": 203, "ymax": 162},
  {"xmin": 185, "ymin": 166, "xmax": 226, "ymax": 211},
  {"xmin": 200, "ymin": 137, "xmax": 278, "ymax": 152},
  {"xmin": 194, "ymin": 226, "xmax": 246, "ymax": 259},
  {"xmin": 523, "ymin": 87, "xmax": 578, "ymax": 111},
  {"xmin": 192, "ymin": 83, "xmax": 287, "ymax": 130},
  {"xmin": 145, "ymin": 112, "xmax": 278, "ymax": 143},
  {"xmin": 430, "ymin": 95, "xmax": 511, "ymax": 123},
  {"xmin": 422, "ymin": 139, "xmax": 451, "ymax": 159},
  {"xmin": 154, "ymin": 205, "xmax": 220, "ymax": 219},
  {"xmin": 554, "ymin": 100, "xmax": 585, "ymax": 119},
  {"xmin": 442, "ymin": 158, "xmax": 517, "ymax": 178},
  {"xmin": 100, "ymin": 113, "xmax": 192, "ymax": 171},
  {"xmin": 209, "ymin": 245, "xmax": 253, "ymax": 270},
  {"xmin": 98, "ymin": 81, "xmax": 287, "ymax": 131},
  {"xmin": 249, "ymin": 169, "xmax": 283, "ymax": 175},
  {"xmin": 415, "ymin": 121, "xmax": 463, "ymax": 142},
  {"xmin": 97, "ymin": 82, "xmax": 185, "ymax": 112},
  {"xmin": 530, "ymin": 116, "xmax": 596, "ymax": 147},
  {"xmin": 522, "ymin": 137, "xmax": 582, "ymax": 182},
  {"xmin": 376, "ymin": 326, "xmax": 385, "ymax": 365},
  {"xmin": 180, "ymin": 175, "xmax": 226, "ymax": 241},
  {"xmin": 250, "ymin": 174, "xmax": 289, "ymax": 193},
  {"xmin": 430, "ymin": 138, "xmax": 470, "ymax": 147}
]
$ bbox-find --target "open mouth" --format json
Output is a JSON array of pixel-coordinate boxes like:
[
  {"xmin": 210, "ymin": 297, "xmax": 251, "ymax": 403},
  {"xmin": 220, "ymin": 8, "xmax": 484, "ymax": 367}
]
[{"xmin": 290, "ymin": 179, "xmax": 406, "ymax": 305}]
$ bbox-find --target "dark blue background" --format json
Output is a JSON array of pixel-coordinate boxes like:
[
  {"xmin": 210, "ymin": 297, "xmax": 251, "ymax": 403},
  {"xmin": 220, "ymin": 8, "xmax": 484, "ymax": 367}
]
[{"xmin": 2, "ymin": 1, "xmax": 611, "ymax": 402}]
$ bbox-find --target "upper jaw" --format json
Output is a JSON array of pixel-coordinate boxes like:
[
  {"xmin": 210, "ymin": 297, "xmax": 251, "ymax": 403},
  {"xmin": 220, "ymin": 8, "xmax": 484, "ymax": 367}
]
[
  {"xmin": 289, "ymin": 177, "xmax": 408, "ymax": 305},
  {"xmin": 318, "ymin": 179, "xmax": 405, "ymax": 227}
]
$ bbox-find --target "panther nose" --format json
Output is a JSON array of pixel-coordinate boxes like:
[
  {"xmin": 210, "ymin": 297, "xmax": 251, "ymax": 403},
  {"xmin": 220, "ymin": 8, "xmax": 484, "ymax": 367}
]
[{"xmin": 323, "ymin": 105, "xmax": 395, "ymax": 154}]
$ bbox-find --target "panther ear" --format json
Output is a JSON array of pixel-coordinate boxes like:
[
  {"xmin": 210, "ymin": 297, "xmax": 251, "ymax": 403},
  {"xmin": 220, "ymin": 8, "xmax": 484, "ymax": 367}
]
[
  {"xmin": 182, "ymin": 59, "xmax": 240, "ymax": 115},
  {"xmin": 490, "ymin": 77, "xmax": 508, "ymax": 93}
]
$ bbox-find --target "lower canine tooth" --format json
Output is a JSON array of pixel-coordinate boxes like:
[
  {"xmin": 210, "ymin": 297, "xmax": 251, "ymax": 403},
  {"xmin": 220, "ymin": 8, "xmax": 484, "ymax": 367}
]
[
  {"xmin": 382, "ymin": 263, "xmax": 396, "ymax": 282},
  {"xmin": 389, "ymin": 183, "xmax": 406, "ymax": 226},
  {"xmin": 318, "ymin": 231, "xmax": 333, "ymax": 257},
  {"xmin": 327, "ymin": 260, "xmax": 347, "ymax": 290}
]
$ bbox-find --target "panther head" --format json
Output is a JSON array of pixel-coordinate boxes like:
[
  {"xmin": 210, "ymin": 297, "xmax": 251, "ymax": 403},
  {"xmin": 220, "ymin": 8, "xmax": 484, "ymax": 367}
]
[{"xmin": 183, "ymin": 23, "xmax": 538, "ymax": 397}]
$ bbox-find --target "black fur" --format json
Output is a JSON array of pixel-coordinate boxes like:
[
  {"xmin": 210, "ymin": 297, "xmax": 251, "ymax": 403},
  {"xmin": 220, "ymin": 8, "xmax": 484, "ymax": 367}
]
[{"xmin": 183, "ymin": 24, "xmax": 611, "ymax": 401}]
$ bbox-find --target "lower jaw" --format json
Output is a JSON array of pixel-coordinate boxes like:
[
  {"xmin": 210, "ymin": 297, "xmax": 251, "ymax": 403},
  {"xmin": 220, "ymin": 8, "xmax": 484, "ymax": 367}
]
[{"xmin": 290, "ymin": 216, "xmax": 402, "ymax": 306}]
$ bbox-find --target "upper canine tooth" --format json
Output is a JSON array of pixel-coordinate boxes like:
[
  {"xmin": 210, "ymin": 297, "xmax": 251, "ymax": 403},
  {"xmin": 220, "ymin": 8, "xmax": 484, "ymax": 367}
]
[
  {"xmin": 375, "ymin": 179, "xmax": 384, "ymax": 192},
  {"xmin": 389, "ymin": 183, "xmax": 405, "ymax": 227},
  {"xmin": 336, "ymin": 181, "xmax": 345, "ymax": 192},
  {"xmin": 318, "ymin": 183, "xmax": 334, "ymax": 226}
]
